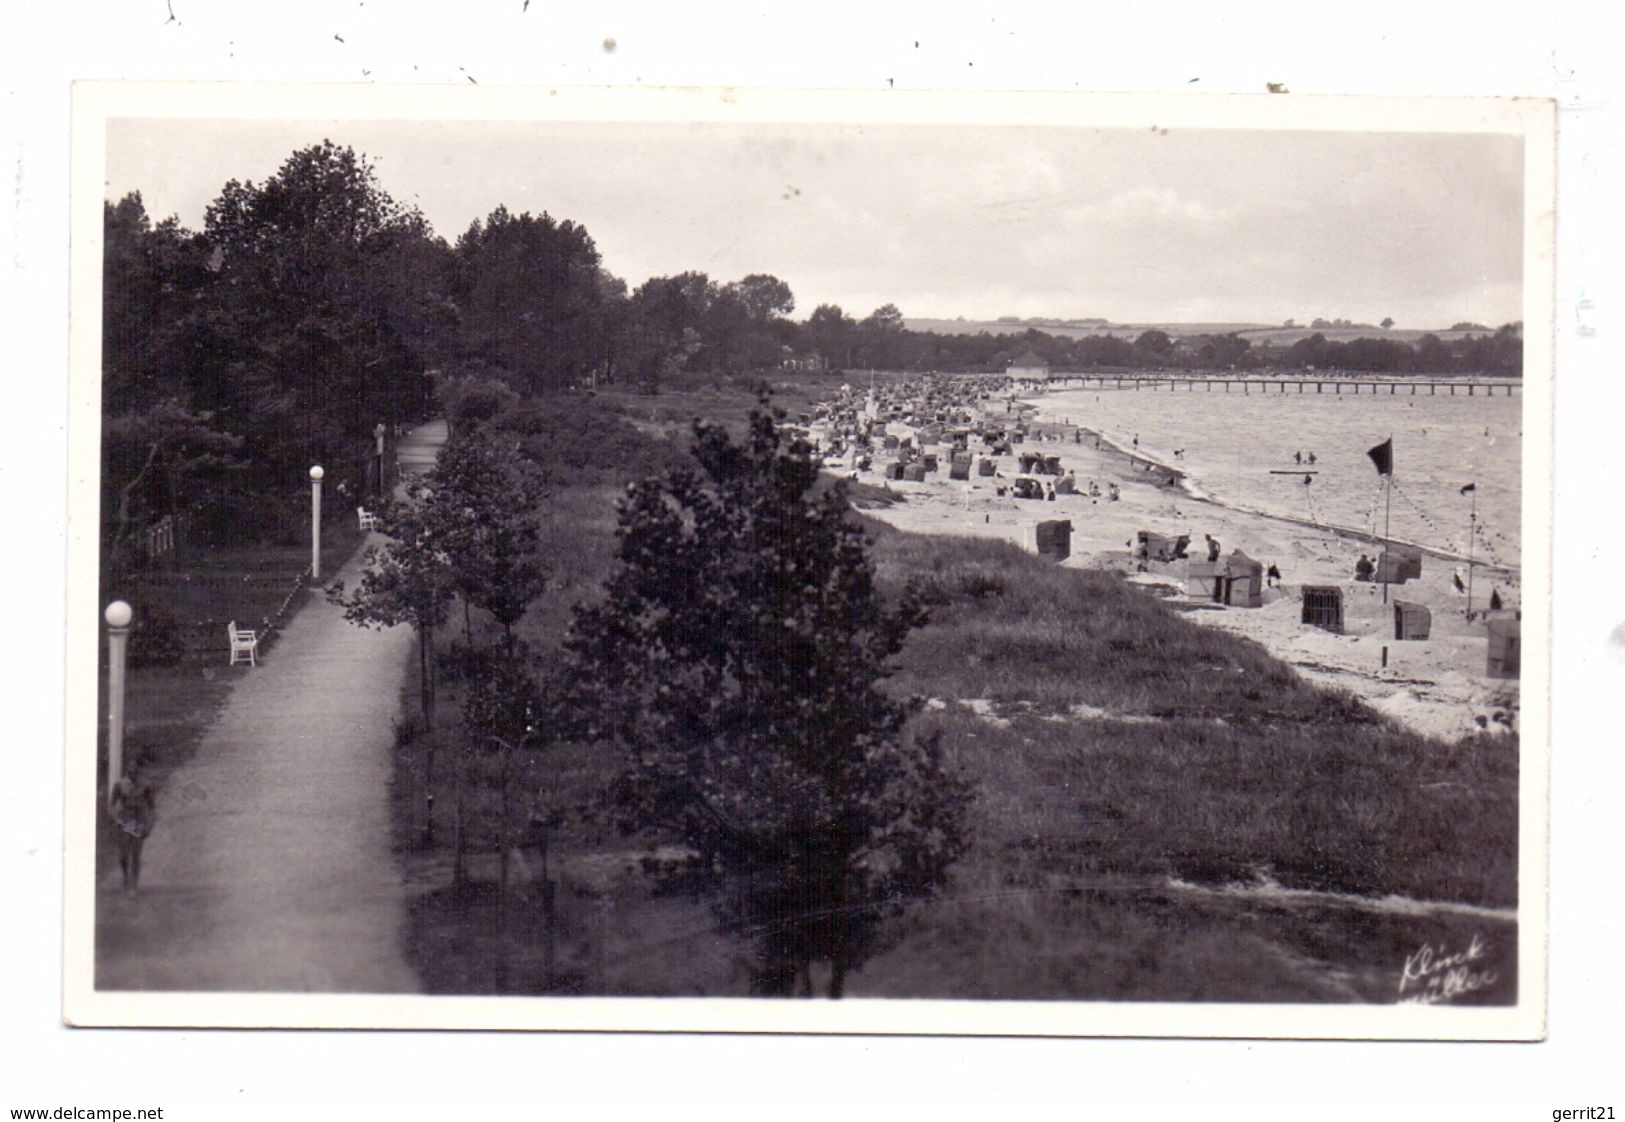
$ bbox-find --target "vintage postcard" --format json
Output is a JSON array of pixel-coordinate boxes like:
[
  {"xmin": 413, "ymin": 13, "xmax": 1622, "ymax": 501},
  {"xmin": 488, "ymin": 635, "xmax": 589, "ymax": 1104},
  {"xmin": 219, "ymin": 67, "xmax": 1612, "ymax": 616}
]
[{"xmin": 64, "ymin": 82, "xmax": 1552, "ymax": 1037}]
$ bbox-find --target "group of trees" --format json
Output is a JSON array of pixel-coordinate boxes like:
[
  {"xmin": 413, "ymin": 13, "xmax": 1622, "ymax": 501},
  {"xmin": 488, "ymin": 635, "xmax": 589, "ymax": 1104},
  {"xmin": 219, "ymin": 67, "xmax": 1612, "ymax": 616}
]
[
  {"xmin": 329, "ymin": 395, "xmax": 969, "ymax": 996},
  {"xmin": 329, "ymin": 431, "xmax": 551, "ymax": 878},
  {"xmin": 101, "ymin": 143, "xmax": 812, "ymax": 562},
  {"xmin": 104, "ymin": 139, "xmax": 1525, "ymax": 567},
  {"xmin": 1280, "ymin": 326, "xmax": 1523, "ymax": 376},
  {"xmin": 792, "ymin": 318, "xmax": 1522, "ymax": 378},
  {"xmin": 102, "ymin": 144, "xmax": 452, "ymax": 560}
]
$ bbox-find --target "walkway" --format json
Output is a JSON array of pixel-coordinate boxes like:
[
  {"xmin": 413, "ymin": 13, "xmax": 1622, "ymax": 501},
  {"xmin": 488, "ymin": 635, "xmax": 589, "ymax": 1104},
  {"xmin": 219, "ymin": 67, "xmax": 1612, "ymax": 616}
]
[{"xmin": 95, "ymin": 421, "xmax": 447, "ymax": 993}]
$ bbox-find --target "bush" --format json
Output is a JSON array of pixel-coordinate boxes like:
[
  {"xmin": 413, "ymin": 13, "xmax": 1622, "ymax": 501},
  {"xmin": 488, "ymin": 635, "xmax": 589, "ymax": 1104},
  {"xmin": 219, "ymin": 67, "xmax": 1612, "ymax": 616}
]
[
  {"xmin": 126, "ymin": 600, "xmax": 186, "ymax": 667},
  {"xmin": 497, "ymin": 397, "xmax": 684, "ymax": 484}
]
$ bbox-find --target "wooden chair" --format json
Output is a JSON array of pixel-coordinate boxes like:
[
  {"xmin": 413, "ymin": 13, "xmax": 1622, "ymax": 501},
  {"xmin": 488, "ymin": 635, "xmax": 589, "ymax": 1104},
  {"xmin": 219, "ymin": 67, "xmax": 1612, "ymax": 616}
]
[
  {"xmin": 357, "ymin": 506, "xmax": 380, "ymax": 531},
  {"xmin": 228, "ymin": 621, "xmax": 259, "ymax": 667}
]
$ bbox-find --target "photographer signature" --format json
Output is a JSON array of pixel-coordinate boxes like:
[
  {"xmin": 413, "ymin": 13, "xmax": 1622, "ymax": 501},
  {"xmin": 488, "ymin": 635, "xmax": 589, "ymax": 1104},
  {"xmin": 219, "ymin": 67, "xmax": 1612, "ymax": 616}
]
[{"xmin": 1397, "ymin": 932, "xmax": 1498, "ymax": 1004}]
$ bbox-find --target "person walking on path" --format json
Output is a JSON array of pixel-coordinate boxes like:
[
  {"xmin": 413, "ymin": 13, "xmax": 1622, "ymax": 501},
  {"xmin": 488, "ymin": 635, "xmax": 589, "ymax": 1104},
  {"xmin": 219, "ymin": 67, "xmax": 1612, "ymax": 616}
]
[{"xmin": 109, "ymin": 772, "xmax": 157, "ymax": 894}]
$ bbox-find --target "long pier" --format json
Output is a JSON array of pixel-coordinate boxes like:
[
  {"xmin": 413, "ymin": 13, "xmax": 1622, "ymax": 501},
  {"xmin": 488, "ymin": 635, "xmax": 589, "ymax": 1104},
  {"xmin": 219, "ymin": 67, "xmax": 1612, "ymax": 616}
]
[{"xmin": 1038, "ymin": 373, "xmax": 1520, "ymax": 397}]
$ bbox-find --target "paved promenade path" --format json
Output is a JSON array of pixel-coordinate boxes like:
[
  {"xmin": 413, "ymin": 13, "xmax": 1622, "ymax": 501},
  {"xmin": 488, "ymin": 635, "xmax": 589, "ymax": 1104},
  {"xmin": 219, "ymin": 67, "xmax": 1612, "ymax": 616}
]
[{"xmin": 95, "ymin": 421, "xmax": 447, "ymax": 993}]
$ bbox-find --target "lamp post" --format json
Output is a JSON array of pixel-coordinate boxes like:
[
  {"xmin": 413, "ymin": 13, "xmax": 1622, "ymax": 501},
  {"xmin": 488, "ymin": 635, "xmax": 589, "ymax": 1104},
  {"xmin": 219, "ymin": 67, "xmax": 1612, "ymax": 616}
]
[
  {"xmin": 373, "ymin": 422, "xmax": 387, "ymax": 496},
  {"xmin": 310, "ymin": 465, "xmax": 324, "ymax": 581},
  {"xmin": 105, "ymin": 601, "xmax": 132, "ymax": 809}
]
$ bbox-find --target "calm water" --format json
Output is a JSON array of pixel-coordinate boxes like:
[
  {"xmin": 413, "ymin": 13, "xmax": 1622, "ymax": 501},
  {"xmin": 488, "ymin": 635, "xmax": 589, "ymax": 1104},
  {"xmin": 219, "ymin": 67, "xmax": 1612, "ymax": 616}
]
[{"xmin": 1032, "ymin": 384, "xmax": 1523, "ymax": 566}]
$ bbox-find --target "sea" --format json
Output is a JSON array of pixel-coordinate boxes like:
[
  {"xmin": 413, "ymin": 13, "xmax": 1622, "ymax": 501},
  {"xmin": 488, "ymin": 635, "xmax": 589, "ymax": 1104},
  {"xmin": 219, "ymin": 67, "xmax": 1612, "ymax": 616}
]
[{"xmin": 1029, "ymin": 382, "xmax": 1523, "ymax": 568}]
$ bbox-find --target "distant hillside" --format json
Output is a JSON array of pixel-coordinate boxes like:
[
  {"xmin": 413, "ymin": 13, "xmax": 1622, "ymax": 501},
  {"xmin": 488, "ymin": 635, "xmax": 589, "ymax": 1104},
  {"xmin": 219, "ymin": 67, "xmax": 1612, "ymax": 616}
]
[
  {"xmin": 909, "ymin": 318, "xmax": 1272, "ymax": 339},
  {"xmin": 904, "ymin": 318, "xmax": 1514, "ymax": 345}
]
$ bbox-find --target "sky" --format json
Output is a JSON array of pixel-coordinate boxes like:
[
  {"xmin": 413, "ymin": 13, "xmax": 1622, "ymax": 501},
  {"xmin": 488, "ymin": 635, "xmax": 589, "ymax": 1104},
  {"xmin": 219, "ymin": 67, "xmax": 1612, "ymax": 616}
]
[{"xmin": 105, "ymin": 118, "xmax": 1526, "ymax": 329}]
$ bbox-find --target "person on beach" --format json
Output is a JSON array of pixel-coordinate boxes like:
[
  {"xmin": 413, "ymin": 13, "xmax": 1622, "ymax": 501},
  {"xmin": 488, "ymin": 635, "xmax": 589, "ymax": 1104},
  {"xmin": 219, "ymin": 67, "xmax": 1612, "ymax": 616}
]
[
  {"xmin": 1132, "ymin": 434, "xmax": 1139, "ymax": 449},
  {"xmin": 1294, "ymin": 451, "xmax": 1302, "ymax": 465},
  {"xmin": 1267, "ymin": 563, "xmax": 1281, "ymax": 587},
  {"xmin": 1108, "ymin": 483, "xmax": 1120, "ymax": 502},
  {"xmin": 1490, "ymin": 588, "xmax": 1504, "ymax": 611},
  {"xmin": 1355, "ymin": 555, "xmax": 1374, "ymax": 582},
  {"xmin": 110, "ymin": 771, "xmax": 157, "ymax": 893},
  {"xmin": 1307, "ymin": 452, "xmax": 1317, "ymax": 465},
  {"xmin": 1206, "ymin": 535, "xmax": 1221, "ymax": 563}
]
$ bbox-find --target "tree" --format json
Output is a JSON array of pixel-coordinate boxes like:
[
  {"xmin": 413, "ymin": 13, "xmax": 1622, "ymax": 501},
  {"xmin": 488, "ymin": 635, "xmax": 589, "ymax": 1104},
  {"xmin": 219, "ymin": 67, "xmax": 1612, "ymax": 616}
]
[
  {"xmin": 454, "ymin": 206, "xmax": 608, "ymax": 393},
  {"xmin": 103, "ymin": 194, "xmax": 215, "ymax": 417},
  {"xmin": 707, "ymin": 275, "xmax": 797, "ymax": 372},
  {"xmin": 429, "ymin": 433, "xmax": 551, "ymax": 652},
  {"xmin": 858, "ymin": 303, "xmax": 908, "ymax": 370},
  {"xmin": 1133, "ymin": 329, "xmax": 1174, "ymax": 362},
  {"xmin": 328, "ymin": 471, "xmax": 461, "ymax": 855},
  {"xmin": 461, "ymin": 649, "xmax": 559, "ymax": 981},
  {"xmin": 200, "ymin": 141, "xmax": 449, "ymax": 475},
  {"xmin": 804, "ymin": 303, "xmax": 857, "ymax": 369},
  {"xmin": 102, "ymin": 401, "xmax": 244, "ymax": 570},
  {"xmin": 1380, "ymin": 316, "xmax": 1395, "ymax": 330},
  {"xmin": 731, "ymin": 273, "xmax": 795, "ymax": 321},
  {"xmin": 327, "ymin": 474, "xmax": 456, "ymax": 728},
  {"xmin": 626, "ymin": 272, "xmax": 714, "ymax": 392},
  {"xmin": 1286, "ymin": 331, "xmax": 1330, "ymax": 370},
  {"xmin": 568, "ymin": 406, "xmax": 971, "ymax": 996}
]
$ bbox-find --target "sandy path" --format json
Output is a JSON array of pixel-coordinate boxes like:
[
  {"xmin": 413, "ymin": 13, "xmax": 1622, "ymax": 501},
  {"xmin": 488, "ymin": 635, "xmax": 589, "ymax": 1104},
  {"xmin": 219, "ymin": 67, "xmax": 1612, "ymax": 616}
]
[{"xmin": 94, "ymin": 422, "xmax": 446, "ymax": 993}]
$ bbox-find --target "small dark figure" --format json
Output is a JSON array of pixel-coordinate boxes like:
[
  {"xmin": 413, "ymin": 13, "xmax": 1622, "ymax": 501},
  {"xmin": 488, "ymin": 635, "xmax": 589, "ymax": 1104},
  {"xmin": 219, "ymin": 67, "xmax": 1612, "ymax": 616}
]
[
  {"xmin": 1294, "ymin": 450, "xmax": 1302, "ymax": 465},
  {"xmin": 1453, "ymin": 570, "xmax": 1467, "ymax": 594},
  {"xmin": 1355, "ymin": 554, "xmax": 1374, "ymax": 582},
  {"xmin": 1266, "ymin": 563, "xmax": 1281, "ymax": 587},
  {"xmin": 1206, "ymin": 534, "xmax": 1221, "ymax": 563},
  {"xmin": 1307, "ymin": 452, "xmax": 1317, "ymax": 465},
  {"xmin": 1132, "ymin": 434, "xmax": 1139, "ymax": 449},
  {"xmin": 1304, "ymin": 473, "xmax": 1313, "ymax": 486},
  {"xmin": 1490, "ymin": 588, "xmax": 1504, "ymax": 611},
  {"xmin": 109, "ymin": 774, "xmax": 157, "ymax": 893}
]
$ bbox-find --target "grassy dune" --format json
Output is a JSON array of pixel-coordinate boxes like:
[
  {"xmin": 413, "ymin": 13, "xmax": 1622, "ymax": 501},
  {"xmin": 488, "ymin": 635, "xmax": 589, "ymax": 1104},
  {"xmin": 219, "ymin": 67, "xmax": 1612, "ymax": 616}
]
[{"xmin": 872, "ymin": 527, "xmax": 1516, "ymax": 907}]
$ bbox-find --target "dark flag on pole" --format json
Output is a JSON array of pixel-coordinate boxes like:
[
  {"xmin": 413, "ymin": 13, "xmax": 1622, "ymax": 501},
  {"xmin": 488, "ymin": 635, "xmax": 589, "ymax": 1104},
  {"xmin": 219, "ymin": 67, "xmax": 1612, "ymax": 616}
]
[
  {"xmin": 1367, "ymin": 438, "xmax": 1394, "ymax": 476},
  {"xmin": 1460, "ymin": 482, "xmax": 1477, "ymax": 494}
]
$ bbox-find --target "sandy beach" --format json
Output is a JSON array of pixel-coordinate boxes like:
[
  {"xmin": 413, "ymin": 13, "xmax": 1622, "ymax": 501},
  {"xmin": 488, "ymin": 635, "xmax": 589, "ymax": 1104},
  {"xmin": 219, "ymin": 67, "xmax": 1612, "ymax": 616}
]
[{"xmin": 815, "ymin": 386, "xmax": 1521, "ymax": 742}]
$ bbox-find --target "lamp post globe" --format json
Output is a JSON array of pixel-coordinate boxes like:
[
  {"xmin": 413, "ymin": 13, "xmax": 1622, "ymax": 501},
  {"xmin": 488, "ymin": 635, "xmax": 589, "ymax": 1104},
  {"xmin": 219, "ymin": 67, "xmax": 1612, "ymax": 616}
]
[
  {"xmin": 105, "ymin": 600, "xmax": 133, "ymax": 629},
  {"xmin": 310, "ymin": 465, "xmax": 325, "ymax": 482}
]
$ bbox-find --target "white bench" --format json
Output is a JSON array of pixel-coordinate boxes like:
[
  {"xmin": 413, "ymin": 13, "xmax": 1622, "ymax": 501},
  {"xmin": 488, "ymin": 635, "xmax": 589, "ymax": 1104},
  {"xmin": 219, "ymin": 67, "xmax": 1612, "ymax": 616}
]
[
  {"xmin": 227, "ymin": 621, "xmax": 259, "ymax": 667},
  {"xmin": 357, "ymin": 506, "xmax": 380, "ymax": 531}
]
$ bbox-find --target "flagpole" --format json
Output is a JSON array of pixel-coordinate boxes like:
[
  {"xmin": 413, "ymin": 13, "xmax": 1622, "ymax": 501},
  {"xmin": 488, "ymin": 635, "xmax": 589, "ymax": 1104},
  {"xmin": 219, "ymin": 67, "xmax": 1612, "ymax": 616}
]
[
  {"xmin": 1382, "ymin": 434, "xmax": 1392, "ymax": 605},
  {"xmin": 1466, "ymin": 484, "xmax": 1477, "ymax": 618}
]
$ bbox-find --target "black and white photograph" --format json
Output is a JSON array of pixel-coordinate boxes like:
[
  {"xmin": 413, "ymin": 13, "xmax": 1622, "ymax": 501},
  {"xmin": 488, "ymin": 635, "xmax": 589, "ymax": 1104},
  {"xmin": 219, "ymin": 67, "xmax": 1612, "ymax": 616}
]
[{"xmin": 62, "ymin": 84, "xmax": 1551, "ymax": 1038}]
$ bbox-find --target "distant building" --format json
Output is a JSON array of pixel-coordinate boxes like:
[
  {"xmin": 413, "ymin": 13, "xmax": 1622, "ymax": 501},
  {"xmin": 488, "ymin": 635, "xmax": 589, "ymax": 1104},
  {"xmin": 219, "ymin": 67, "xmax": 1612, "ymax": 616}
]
[
  {"xmin": 1006, "ymin": 349, "xmax": 1051, "ymax": 382},
  {"xmin": 781, "ymin": 351, "xmax": 827, "ymax": 373}
]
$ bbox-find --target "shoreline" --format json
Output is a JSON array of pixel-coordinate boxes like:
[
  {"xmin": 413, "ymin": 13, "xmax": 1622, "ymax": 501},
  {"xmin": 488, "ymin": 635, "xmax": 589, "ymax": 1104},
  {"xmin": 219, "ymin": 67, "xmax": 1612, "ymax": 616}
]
[{"xmin": 815, "ymin": 388, "xmax": 1520, "ymax": 743}]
